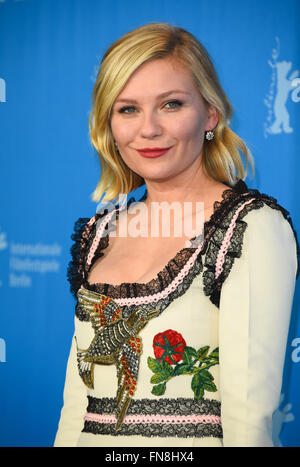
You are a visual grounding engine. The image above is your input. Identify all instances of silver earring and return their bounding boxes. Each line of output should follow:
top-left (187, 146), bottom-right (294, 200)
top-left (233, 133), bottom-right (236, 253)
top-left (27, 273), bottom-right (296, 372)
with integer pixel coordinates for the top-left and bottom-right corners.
top-left (205, 130), bottom-right (214, 141)
top-left (114, 140), bottom-right (119, 150)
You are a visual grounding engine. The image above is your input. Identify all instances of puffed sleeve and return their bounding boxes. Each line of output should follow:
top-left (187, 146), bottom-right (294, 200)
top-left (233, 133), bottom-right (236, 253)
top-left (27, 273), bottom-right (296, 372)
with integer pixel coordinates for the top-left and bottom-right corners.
top-left (219, 204), bottom-right (298, 447)
top-left (54, 332), bottom-right (88, 447)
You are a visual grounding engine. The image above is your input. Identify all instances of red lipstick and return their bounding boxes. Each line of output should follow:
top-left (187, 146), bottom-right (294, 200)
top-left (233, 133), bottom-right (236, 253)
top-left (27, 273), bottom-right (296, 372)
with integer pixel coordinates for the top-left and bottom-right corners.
top-left (136, 146), bottom-right (172, 158)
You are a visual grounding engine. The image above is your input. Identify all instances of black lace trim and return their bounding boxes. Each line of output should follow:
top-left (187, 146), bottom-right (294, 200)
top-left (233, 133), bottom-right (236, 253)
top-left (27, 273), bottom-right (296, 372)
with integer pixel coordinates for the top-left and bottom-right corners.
top-left (82, 420), bottom-right (222, 438)
top-left (82, 396), bottom-right (223, 438)
top-left (67, 179), bottom-right (300, 306)
top-left (201, 180), bottom-right (300, 307)
top-left (67, 209), bottom-right (112, 299)
top-left (66, 217), bottom-right (91, 299)
top-left (86, 396), bottom-right (221, 415)
top-left (78, 183), bottom-right (236, 300)
top-left (75, 256), bottom-right (203, 322)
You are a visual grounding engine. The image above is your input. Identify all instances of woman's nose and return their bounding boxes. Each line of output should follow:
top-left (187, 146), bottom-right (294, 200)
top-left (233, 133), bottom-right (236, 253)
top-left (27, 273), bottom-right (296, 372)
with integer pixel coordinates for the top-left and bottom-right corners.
top-left (139, 111), bottom-right (163, 138)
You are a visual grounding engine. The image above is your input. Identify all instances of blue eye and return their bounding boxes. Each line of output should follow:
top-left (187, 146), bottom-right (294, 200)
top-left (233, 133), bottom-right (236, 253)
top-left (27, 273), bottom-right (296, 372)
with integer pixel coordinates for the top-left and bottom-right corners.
top-left (165, 100), bottom-right (183, 109)
top-left (118, 106), bottom-right (136, 114)
top-left (117, 100), bottom-right (183, 114)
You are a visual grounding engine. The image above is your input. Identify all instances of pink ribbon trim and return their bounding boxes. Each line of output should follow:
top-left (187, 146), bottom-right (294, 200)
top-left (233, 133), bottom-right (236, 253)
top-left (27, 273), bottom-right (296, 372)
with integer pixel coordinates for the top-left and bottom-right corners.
top-left (85, 412), bottom-right (222, 425)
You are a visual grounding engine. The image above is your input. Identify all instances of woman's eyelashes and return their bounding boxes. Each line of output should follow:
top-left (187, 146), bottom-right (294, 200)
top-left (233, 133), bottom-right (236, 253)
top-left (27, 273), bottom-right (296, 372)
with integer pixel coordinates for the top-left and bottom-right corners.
top-left (117, 100), bottom-right (183, 114)
top-left (164, 99), bottom-right (183, 110)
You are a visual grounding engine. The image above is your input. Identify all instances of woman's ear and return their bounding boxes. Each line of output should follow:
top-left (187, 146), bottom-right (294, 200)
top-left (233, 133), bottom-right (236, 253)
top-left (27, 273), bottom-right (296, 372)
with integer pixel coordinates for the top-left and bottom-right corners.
top-left (205, 104), bottom-right (219, 131)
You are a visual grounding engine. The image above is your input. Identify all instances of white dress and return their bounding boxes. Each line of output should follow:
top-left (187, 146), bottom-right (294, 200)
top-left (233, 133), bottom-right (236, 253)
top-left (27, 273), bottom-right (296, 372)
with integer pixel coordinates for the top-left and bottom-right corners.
top-left (54, 180), bottom-right (299, 447)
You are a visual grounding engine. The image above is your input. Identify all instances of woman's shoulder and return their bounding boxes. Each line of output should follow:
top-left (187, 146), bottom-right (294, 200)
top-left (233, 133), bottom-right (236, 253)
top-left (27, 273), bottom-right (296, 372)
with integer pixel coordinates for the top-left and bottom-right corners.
top-left (218, 179), bottom-right (298, 242)
top-left (204, 178), bottom-right (299, 259)
top-left (202, 179), bottom-right (300, 307)
top-left (66, 194), bottom-right (139, 299)
top-left (66, 212), bottom-right (105, 299)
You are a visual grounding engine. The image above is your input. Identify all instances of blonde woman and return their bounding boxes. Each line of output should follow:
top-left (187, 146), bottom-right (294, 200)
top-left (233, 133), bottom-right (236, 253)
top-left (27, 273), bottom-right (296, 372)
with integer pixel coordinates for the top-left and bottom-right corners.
top-left (54, 23), bottom-right (299, 447)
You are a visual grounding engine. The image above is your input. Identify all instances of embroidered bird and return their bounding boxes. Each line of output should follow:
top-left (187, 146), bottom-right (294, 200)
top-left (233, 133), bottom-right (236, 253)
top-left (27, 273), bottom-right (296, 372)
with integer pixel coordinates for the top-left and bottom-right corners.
top-left (75, 286), bottom-right (160, 430)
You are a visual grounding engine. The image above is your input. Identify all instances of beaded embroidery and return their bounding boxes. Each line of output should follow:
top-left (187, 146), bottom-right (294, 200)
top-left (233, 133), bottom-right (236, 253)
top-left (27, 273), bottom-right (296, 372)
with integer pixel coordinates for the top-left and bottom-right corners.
top-left (75, 286), bottom-right (163, 431)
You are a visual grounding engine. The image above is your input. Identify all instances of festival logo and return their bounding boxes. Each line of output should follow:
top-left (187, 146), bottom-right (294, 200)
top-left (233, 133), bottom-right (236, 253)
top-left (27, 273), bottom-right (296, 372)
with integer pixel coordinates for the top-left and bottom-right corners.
top-left (264, 37), bottom-right (299, 137)
top-left (272, 394), bottom-right (295, 447)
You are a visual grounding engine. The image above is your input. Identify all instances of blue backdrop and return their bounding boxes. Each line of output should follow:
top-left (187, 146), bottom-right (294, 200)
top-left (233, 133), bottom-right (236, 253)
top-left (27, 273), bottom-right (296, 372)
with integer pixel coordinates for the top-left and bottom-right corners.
top-left (0, 0), bottom-right (299, 447)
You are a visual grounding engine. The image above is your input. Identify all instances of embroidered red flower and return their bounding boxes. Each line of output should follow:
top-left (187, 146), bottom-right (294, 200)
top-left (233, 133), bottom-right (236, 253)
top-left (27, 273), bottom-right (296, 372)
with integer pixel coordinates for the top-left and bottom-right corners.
top-left (153, 329), bottom-right (186, 365)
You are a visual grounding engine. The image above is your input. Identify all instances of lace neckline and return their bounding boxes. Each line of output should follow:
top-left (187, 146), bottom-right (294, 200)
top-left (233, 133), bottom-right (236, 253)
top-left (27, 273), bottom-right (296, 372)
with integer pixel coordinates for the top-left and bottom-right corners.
top-left (82, 181), bottom-right (247, 298)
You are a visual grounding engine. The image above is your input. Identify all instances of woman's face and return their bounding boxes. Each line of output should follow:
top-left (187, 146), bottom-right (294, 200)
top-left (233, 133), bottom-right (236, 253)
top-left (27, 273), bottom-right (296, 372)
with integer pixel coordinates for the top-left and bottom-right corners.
top-left (110, 57), bottom-right (218, 183)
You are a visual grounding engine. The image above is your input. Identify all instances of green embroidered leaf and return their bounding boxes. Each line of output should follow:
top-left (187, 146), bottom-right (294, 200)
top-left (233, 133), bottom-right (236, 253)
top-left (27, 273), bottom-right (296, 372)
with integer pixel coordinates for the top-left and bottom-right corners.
top-left (172, 363), bottom-right (194, 376)
top-left (195, 386), bottom-right (205, 399)
top-left (182, 352), bottom-right (191, 365)
top-left (197, 346), bottom-right (210, 359)
top-left (209, 347), bottom-right (219, 360)
top-left (147, 356), bottom-right (162, 373)
top-left (150, 373), bottom-right (168, 384)
top-left (198, 369), bottom-right (214, 381)
top-left (209, 347), bottom-right (219, 363)
top-left (182, 346), bottom-right (198, 363)
top-left (151, 382), bottom-right (166, 396)
top-left (203, 381), bottom-right (217, 392)
top-left (191, 373), bottom-right (205, 399)
top-left (160, 358), bottom-right (173, 375)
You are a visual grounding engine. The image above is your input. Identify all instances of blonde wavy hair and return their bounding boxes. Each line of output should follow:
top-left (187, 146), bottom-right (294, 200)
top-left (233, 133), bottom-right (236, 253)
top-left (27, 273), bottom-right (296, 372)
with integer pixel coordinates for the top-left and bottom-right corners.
top-left (89, 22), bottom-right (255, 203)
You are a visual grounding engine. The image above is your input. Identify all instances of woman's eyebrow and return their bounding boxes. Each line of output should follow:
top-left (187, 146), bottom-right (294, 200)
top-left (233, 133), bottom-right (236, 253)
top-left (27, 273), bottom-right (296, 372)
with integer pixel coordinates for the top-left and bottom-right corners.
top-left (115, 90), bottom-right (190, 104)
